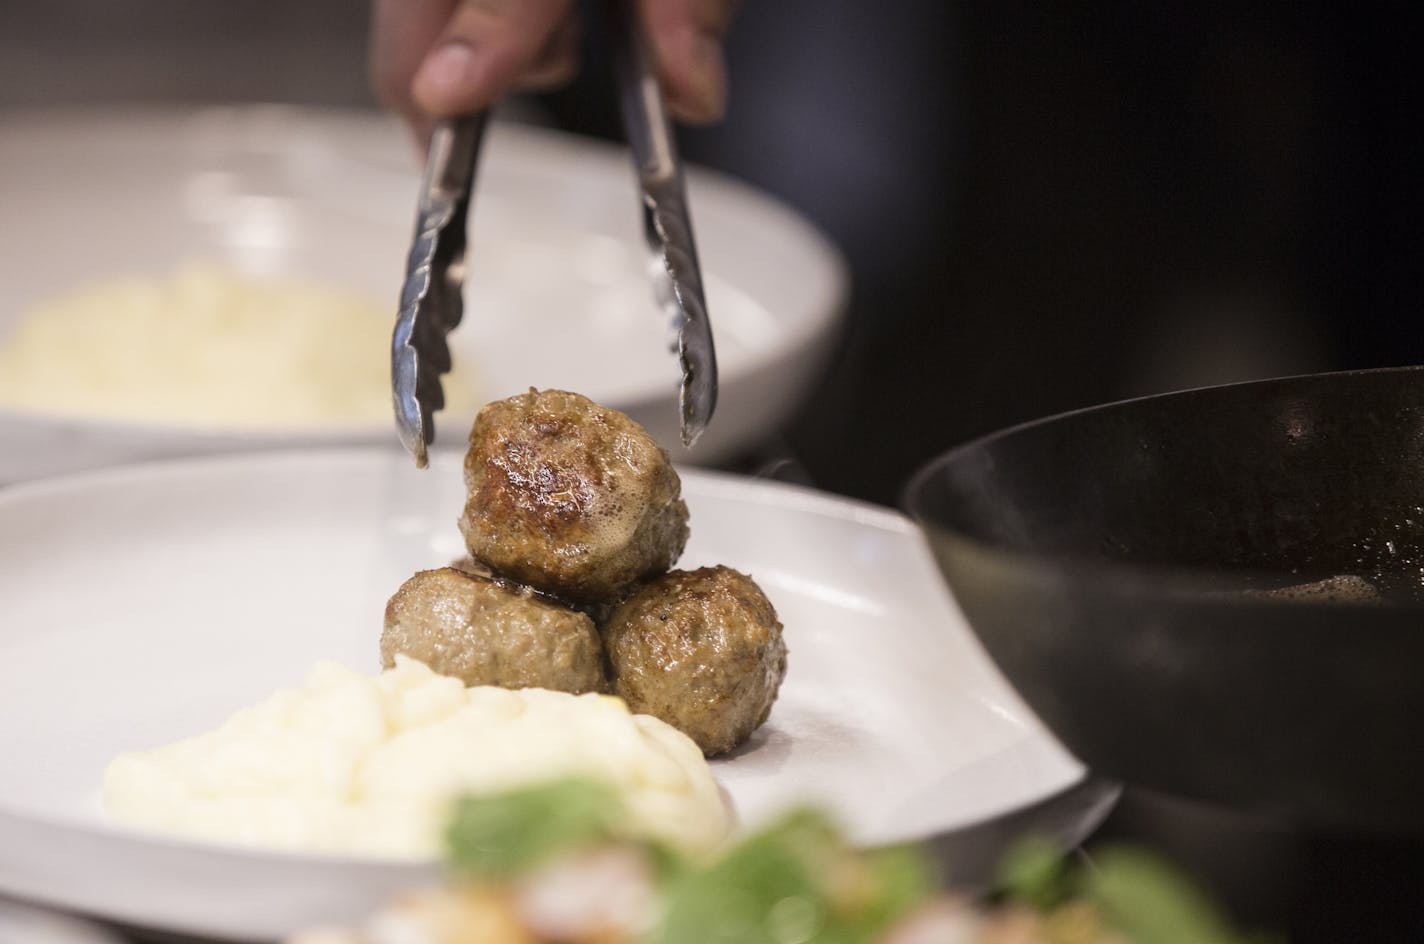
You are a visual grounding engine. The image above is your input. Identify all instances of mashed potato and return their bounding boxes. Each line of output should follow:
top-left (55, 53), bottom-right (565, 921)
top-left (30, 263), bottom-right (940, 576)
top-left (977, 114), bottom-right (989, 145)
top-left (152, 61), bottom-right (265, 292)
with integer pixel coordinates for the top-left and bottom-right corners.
top-left (0, 261), bottom-right (478, 427)
top-left (102, 658), bottom-right (730, 859)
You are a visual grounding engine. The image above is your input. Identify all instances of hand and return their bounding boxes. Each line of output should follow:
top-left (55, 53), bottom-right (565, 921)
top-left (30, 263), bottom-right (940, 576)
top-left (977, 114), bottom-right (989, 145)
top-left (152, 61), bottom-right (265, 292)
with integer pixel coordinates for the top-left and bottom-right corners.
top-left (370, 0), bottom-right (739, 140)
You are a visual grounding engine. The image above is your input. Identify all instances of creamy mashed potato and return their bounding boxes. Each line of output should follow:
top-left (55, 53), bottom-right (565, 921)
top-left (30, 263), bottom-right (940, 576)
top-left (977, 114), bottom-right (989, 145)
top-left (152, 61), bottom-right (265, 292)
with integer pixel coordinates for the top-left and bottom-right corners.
top-left (0, 261), bottom-right (478, 426)
top-left (102, 658), bottom-right (730, 859)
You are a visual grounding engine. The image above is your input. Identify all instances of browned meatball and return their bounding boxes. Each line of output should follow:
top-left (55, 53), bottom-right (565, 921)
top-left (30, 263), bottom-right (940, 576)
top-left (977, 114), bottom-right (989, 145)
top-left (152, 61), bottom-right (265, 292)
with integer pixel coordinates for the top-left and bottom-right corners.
top-left (382, 567), bottom-right (605, 694)
top-left (602, 566), bottom-right (787, 756)
top-left (459, 389), bottom-right (689, 604)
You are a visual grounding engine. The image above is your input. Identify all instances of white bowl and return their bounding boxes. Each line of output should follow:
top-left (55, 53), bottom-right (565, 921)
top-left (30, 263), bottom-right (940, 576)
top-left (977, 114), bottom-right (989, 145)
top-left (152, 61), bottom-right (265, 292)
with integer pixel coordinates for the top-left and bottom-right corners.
top-left (0, 106), bottom-right (847, 482)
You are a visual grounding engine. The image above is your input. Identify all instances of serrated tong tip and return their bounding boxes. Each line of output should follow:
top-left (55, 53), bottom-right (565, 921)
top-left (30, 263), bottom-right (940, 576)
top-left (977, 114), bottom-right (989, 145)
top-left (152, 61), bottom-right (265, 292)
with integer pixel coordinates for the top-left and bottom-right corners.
top-left (391, 114), bottom-right (487, 468)
top-left (610, 0), bottom-right (719, 448)
top-left (392, 1), bottom-right (718, 461)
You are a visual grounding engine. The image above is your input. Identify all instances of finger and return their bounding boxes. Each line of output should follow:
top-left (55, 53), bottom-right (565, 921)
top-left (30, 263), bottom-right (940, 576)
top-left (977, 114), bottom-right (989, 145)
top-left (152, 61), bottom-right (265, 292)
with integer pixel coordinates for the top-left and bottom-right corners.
top-left (411, 0), bottom-right (576, 117)
top-left (639, 0), bottom-right (740, 124)
top-left (517, 15), bottom-right (581, 91)
top-left (369, 0), bottom-right (458, 118)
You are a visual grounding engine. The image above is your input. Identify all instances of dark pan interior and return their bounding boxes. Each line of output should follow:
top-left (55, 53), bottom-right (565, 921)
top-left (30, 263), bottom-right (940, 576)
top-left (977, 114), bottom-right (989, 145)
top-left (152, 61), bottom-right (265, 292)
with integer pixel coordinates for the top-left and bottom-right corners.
top-left (905, 366), bottom-right (1424, 833)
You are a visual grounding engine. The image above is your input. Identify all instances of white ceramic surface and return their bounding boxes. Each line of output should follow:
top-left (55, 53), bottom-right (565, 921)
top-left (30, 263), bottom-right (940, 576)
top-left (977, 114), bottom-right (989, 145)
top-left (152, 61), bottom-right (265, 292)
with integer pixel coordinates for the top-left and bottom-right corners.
top-left (0, 106), bottom-right (846, 480)
top-left (0, 451), bottom-right (1080, 941)
top-left (0, 899), bottom-right (122, 944)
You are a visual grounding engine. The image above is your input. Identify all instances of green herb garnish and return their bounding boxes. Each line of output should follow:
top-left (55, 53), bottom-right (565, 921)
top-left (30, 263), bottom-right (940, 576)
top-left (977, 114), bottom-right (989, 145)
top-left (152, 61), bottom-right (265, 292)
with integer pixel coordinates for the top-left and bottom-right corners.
top-left (997, 835), bottom-right (1073, 911)
top-left (1000, 837), bottom-right (1275, 944)
top-left (439, 780), bottom-right (1273, 944)
top-left (655, 809), bottom-right (934, 944)
top-left (444, 776), bottom-right (623, 879)
top-left (1086, 845), bottom-right (1267, 944)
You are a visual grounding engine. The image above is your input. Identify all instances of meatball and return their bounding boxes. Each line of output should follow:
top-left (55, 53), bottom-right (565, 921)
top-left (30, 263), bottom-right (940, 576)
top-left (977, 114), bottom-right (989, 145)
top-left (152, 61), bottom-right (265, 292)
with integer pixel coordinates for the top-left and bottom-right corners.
top-left (602, 566), bottom-right (787, 756)
top-left (459, 389), bottom-right (689, 604)
top-left (382, 567), bottom-right (605, 694)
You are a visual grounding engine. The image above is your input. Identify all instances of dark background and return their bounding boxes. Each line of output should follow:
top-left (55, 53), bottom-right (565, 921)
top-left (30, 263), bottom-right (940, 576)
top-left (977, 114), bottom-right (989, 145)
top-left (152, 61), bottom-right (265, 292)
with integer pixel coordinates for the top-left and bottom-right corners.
top-left (546, 1), bottom-right (1424, 506)
top-left (4, 1), bottom-right (1424, 939)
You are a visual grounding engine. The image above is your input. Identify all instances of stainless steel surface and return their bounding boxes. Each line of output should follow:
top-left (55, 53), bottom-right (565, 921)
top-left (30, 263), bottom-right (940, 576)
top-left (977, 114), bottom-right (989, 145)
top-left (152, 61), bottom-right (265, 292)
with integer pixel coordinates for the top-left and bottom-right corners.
top-left (392, 112), bottom-right (488, 468)
top-left (608, 0), bottom-right (719, 447)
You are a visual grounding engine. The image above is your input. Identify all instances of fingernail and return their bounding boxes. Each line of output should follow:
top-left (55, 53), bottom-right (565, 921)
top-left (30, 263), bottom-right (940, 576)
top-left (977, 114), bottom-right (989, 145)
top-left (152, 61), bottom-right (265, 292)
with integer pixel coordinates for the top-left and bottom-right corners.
top-left (413, 41), bottom-right (479, 112)
top-left (686, 32), bottom-right (727, 121)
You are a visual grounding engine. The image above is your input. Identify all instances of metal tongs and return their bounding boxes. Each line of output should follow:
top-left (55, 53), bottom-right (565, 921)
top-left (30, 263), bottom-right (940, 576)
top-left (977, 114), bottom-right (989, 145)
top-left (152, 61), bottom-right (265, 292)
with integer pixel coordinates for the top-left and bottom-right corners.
top-left (392, 0), bottom-right (719, 469)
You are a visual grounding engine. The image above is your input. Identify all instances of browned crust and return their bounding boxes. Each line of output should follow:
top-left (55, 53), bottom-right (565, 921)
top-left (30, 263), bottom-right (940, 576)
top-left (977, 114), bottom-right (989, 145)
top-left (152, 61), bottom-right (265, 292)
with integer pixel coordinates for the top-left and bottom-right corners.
top-left (602, 566), bottom-right (788, 756)
top-left (382, 567), bottom-right (606, 694)
top-left (459, 389), bottom-right (689, 604)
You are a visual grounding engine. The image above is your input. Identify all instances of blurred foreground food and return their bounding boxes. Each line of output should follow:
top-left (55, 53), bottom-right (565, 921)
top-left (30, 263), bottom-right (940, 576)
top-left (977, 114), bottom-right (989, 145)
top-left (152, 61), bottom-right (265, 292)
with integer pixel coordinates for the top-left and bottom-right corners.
top-left (0, 261), bottom-right (478, 426)
top-left (290, 777), bottom-right (1274, 944)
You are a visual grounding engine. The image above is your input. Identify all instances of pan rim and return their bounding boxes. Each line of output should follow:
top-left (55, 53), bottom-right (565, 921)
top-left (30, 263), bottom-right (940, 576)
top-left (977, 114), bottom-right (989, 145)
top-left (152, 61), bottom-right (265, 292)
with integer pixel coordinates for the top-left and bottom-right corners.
top-left (902, 363), bottom-right (1424, 611)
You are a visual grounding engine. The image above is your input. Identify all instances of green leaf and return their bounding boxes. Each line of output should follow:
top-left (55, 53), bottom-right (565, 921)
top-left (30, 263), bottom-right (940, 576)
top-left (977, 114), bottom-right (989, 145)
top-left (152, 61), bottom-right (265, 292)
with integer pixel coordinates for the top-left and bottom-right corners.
top-left (853, 844), bottom-right (937, 932)
top-left (656, 810), bottom-right (831, 944)
top-left (997, 836), bottom-right (1073, 911)
top-left (1086, 845), bottom-right (1243, 944)
top-left (654, 809), bottom-right (933, 944)
top-left (443, 777), bottom-right (624, 879)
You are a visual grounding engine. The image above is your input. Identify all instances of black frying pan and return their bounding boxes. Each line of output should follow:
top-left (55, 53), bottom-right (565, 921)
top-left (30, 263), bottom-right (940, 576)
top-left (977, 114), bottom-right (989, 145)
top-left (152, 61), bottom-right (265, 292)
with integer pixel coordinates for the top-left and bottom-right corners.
top-left (904, 366), bottom-right (1424, 835)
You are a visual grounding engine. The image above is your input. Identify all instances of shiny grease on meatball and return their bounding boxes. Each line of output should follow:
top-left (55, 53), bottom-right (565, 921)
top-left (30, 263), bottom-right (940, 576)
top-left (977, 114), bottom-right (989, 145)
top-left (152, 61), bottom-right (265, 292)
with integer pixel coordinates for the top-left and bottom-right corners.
top-left (460, 389), bottom-right (690, 605)
top-left (382, 567), bottom-right (605, 694)
top-left (602, 566), bottom-right (787, 756)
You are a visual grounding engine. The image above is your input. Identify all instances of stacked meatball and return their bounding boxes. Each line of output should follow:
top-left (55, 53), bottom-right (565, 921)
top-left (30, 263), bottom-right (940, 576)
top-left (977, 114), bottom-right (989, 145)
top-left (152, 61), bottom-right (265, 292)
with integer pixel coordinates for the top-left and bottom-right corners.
top-left (381, 389), bottom-right (787, 756)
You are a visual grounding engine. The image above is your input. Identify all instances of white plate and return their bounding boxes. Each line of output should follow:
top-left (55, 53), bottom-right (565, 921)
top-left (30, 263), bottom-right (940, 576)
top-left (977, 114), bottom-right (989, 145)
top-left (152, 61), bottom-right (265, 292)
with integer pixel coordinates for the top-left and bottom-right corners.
top-left (0, 106), bottom-right (846, 480)
top-left (0, 899), bottom-right (122, 944)
top-left (0, 451), bottom-right (1080, 941)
